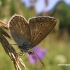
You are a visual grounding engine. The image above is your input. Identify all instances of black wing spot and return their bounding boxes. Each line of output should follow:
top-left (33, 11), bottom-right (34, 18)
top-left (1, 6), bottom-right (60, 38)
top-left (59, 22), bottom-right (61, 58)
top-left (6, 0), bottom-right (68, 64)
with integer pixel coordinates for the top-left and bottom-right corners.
top-left (26, 28), bottom-right (29, 31)
top-left (39, 32), bottom-right (43, 35)
top-left (40, 23), bottom-right (43, 26)
top-left (36, 23), bottom-right (39, 26)
top-left (26, 36), bottom-right (29, 39)
top-left (47, 24), bottom-right (50, 27)
top-left (40, 23), bottom-right (46, 26)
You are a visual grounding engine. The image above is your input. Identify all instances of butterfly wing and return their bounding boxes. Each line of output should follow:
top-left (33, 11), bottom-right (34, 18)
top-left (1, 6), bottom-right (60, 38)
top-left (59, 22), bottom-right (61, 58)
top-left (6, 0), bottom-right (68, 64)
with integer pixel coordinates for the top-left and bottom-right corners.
top-left (8, 14), bottom-right (31, 46)
top-left (29, 16), bottom-right (57, 48)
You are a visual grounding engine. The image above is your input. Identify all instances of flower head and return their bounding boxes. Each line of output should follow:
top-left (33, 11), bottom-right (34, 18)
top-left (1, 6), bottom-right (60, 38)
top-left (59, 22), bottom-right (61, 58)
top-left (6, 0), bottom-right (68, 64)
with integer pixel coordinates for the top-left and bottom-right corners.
top-left (27, 46), bottom-right (47, 63)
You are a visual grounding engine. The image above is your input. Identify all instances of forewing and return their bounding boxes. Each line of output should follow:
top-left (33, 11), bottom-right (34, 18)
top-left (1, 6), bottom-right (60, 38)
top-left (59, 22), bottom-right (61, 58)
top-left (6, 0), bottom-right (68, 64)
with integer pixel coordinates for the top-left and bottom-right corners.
top-left (8, 14), bottom-right (31, 46)
top-left (29, 16), bottom-right (57, 48)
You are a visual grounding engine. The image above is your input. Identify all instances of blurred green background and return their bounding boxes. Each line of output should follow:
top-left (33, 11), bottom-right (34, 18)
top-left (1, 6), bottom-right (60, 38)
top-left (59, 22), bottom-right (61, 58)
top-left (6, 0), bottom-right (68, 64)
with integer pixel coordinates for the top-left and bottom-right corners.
top-left (0, 0), bottom-right (70, 70)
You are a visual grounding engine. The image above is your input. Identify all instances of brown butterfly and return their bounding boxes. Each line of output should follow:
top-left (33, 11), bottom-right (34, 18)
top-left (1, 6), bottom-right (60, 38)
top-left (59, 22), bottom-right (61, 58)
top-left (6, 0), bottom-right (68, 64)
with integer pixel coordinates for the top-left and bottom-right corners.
top-left (8, 14), bottom-right (57, 54)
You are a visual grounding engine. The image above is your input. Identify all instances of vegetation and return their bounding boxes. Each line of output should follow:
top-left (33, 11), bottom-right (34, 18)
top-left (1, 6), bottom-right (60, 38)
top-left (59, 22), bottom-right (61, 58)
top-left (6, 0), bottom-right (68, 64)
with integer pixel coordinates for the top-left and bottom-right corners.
top-left (0, 0), bottom-right (70, 70)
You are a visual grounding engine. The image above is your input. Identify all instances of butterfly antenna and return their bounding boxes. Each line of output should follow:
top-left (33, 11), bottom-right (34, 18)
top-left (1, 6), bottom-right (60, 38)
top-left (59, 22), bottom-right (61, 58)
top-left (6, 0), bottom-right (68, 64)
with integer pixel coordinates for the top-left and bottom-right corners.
top-left (35, 52), bottom-right (44, 66)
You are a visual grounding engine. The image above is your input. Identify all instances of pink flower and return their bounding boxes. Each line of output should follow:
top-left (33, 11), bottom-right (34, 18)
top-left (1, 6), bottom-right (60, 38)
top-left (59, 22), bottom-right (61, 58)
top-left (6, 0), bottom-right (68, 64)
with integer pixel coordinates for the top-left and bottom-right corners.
top-left (27, 46), bottom-right (47, 63)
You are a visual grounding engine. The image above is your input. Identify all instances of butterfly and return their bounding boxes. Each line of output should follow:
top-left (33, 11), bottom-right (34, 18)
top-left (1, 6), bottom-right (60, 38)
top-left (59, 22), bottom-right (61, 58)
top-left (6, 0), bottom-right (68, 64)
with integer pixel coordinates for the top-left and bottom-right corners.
top-left (8, 14), bottom-right (57, 54)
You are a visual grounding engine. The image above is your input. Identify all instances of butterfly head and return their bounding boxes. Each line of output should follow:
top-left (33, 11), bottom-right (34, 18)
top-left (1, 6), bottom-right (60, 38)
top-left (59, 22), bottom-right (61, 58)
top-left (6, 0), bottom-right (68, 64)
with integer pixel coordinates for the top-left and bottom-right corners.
top-left (19, 44), bottom-right (34, 55)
